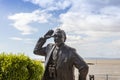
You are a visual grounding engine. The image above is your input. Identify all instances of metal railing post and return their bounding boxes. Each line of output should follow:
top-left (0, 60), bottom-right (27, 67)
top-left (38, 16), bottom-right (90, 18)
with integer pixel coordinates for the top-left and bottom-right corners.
top-left (106, 74), bottom-right (108, 80)
top-left (89, 75), bottom-right (94, 80)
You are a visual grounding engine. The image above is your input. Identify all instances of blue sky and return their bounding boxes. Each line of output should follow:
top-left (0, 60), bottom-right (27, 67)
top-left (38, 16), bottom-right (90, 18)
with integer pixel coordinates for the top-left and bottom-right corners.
top-left (0, 0), bottom-right (120, 59)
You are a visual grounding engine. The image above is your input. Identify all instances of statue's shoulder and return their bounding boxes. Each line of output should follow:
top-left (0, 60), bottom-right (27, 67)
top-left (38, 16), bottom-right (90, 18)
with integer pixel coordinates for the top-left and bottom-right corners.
top-left (47, 43), bottom-right (54, 47)
top-left (64, 44), bottom-right (76, 52)
top-left (46, 43), bottom-right (55, 52)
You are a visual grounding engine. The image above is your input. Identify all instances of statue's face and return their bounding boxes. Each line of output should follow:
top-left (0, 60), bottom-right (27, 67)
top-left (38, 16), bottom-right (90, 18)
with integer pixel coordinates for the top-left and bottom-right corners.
top-left (54, 32), bottom-right (65, 46)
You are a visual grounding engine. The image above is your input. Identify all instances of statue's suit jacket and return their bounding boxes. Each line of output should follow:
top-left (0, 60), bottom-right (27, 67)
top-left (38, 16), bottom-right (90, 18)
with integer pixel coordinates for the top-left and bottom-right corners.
top-left (34, 37), bottom-right (89, 80)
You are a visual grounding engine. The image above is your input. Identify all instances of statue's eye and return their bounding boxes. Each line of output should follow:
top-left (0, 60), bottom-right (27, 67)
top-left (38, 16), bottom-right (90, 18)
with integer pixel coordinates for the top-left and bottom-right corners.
top-left (58, 35), bottom-right (62, 38)
top-left (54, 34), bottom-right (62, 38)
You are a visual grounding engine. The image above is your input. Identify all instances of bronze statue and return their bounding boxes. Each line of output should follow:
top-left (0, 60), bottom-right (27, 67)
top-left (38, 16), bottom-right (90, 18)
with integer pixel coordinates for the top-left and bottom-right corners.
top-left (33, 28), bottom-right (89, 80)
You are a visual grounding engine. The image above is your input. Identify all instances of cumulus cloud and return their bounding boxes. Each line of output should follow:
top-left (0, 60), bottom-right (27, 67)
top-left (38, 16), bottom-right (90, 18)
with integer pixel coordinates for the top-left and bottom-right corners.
top-left (55, 0), bottom-right (120, 57)
top-left (10, 37), bottom-right (23, 41)
top-left (24, 0), bottom-right (72, 11)
top-left (58, 1), bottom-right (120, 36)
top-left (8, 0), bottom-right (120, 57)
top-left (10, 37), bottom-right (34, 44)
top-left (60, 7), bottom-right (120, 32)
top-left (8, 10), bottom-right (52, 35)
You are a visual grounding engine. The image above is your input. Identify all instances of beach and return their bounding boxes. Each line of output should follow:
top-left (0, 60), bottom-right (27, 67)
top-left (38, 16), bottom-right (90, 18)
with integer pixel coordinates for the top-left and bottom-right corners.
top-left (75, 59), bottom-right (120, 80)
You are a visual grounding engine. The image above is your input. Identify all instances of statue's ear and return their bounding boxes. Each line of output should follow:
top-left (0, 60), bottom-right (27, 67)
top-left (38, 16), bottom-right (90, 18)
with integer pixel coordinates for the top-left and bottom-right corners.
top-left (64, 36), bottom-right (66, 42)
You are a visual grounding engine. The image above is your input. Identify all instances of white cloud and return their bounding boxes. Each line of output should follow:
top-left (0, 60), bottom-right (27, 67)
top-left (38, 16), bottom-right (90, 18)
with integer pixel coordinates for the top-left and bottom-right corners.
top-left (8, 10), bottom-right (52, 35)
top-left (9, 0), bottom-right (120, 58)
top-left (54, 0), bottom-right (120, 58)
top-left (58, 0), bottom-right (120, 38)
top-left (10, 37), bottom-right (23, 41)
top-left (10, 37), bottom-right (35, 45)
top-left (24, 0), bottom-right (72, 11)
top-left (59, 7), bottom-right (120, 32)
top-left (24, 0), bottom-right (54, 8)
top-left (111, 40), bottom-right (120, 47)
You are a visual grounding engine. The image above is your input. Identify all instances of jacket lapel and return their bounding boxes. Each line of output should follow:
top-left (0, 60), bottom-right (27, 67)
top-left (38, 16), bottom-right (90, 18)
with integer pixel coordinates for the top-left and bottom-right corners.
top-left (45, 45), bottom-right (56, 68)
top-left (42, 45), bottom-right (56, 80)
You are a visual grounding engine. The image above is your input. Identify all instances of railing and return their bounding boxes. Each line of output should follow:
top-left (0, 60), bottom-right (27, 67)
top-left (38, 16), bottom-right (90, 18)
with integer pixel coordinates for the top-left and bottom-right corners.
top-left (89, 74), bottom-right (120, 80)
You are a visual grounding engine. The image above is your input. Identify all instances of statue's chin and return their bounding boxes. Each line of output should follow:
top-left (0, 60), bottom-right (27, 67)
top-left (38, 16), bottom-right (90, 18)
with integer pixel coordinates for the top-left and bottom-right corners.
top-left (55, 43), bottom-right (60, 46)
top-left (55, 42), bottom-right (64, 47)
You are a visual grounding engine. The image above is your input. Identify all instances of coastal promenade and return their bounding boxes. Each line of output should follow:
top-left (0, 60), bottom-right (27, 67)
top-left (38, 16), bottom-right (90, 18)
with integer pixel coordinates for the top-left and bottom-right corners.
top-left (75, 59), bottom-right (120, 80)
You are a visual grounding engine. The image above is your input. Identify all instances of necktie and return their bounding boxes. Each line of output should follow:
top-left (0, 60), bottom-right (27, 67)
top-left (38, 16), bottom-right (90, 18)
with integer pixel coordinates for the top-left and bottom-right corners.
top-left (53, 46), bottom-right (59, 60)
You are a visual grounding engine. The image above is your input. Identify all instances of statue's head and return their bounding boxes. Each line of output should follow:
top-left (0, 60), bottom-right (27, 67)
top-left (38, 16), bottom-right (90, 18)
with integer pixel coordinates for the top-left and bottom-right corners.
top-left (53, 28), bottom-right (66, 46)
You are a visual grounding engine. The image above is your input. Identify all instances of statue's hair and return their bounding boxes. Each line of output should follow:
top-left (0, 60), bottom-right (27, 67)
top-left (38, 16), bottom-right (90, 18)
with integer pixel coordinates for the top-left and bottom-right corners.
top-left (55, 28), bottom-right (66, 42)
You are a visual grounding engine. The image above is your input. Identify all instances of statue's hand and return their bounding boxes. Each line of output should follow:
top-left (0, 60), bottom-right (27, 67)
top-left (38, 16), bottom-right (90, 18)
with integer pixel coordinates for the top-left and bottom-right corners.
top-left (44, 29), bottom-right (54, 39)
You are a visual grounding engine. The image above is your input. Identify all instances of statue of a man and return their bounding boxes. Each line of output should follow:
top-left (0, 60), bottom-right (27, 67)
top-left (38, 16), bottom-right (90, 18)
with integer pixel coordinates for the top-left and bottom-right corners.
top-left (33, 28), bottom-right (89, 80)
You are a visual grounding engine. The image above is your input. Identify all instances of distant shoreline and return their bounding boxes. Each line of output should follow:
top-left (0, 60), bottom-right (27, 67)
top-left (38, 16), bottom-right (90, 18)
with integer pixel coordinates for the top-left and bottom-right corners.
top-left (84, 57), bottom-right (120, 60)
